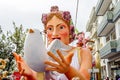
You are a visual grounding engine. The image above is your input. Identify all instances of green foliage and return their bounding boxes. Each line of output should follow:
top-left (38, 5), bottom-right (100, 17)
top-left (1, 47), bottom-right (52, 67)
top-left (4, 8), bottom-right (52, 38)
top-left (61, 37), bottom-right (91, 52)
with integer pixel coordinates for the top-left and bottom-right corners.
top-left (0, 23), bottom-right (26, 76)
top-left (0, 26), bottom-right (13, 59)
top-left (9, 22), bottom-right (26, 55)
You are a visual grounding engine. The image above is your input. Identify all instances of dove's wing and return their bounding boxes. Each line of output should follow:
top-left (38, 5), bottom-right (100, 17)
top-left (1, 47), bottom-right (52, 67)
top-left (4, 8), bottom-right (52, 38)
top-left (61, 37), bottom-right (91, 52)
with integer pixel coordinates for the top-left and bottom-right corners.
top-left (24, 29), bottom-right (48, 72)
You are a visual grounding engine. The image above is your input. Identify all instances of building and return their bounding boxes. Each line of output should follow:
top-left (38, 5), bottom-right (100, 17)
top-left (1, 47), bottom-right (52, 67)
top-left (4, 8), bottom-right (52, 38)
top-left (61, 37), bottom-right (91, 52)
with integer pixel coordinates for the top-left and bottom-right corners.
top-left (86, 7), bottom-right (101, 80)
top-left (86, 0), bottom-right (120, 79)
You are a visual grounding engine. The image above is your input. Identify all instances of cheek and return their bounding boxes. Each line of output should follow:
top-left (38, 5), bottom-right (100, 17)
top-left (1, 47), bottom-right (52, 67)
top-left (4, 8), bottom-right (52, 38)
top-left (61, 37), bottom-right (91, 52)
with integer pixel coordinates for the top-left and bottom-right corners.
top-left (47, 33), bottom-right (52, 40)
top-left (59, 31), bottom-right (69, 38)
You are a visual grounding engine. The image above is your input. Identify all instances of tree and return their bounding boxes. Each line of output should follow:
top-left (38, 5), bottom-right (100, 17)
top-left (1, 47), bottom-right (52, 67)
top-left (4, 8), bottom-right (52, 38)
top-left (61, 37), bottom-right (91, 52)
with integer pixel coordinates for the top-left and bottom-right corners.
top-left (0, 25), bottom-right (15, 76)
top-left (0, 23), bottom-right (26, 77)
top-left (9, 22), bottom-right (26, 55)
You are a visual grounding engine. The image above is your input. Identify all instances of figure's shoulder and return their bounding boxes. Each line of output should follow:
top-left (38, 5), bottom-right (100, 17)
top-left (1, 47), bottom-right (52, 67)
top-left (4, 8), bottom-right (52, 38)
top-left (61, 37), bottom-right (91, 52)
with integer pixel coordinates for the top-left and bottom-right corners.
top-left (78, 47), bottom-right (92, 57)
top-left (65, 46), bottom-right (76, 53)
top-left (68, 47), bottom-right (82, 53)
top-left (75, 47), bottom-right (92, 57)
top-left (66, 47), bottom-right (91, 56)
top-left (80, 47), bottom-right (91, 52)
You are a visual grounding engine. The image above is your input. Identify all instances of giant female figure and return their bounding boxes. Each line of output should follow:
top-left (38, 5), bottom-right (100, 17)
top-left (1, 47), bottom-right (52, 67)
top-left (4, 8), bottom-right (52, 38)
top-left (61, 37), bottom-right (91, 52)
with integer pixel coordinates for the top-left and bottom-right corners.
top-left (14, 6), bottom-right (92, 80)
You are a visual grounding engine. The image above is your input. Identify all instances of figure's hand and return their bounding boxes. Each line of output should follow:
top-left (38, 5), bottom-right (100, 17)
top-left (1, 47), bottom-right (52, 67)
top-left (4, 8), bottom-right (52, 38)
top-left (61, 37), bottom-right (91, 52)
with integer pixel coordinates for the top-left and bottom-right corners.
top-left (13, 52), bottom-right (34, 77)
top-left (44, 50), bottom-right (73, 73)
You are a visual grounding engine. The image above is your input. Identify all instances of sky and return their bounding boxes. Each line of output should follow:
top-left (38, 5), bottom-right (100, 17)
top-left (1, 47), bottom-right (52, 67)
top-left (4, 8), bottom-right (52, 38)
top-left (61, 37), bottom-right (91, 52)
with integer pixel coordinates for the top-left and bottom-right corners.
top-left (0, 0), bottom-right (98, 33)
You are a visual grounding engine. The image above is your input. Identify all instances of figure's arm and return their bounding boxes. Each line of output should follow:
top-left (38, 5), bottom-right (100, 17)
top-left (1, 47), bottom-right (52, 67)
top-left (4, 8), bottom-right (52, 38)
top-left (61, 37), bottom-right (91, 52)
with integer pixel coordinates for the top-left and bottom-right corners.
top-left (23, 70), bottom-right (37, 80)
top-left (44, 49), bottom-right (92, 80)
top-left (65, 48), bottom-right (92, 80)
top-left (13, 52), bottom-right (37, 80)
top-left (79, 48), bottom-right (92, 79)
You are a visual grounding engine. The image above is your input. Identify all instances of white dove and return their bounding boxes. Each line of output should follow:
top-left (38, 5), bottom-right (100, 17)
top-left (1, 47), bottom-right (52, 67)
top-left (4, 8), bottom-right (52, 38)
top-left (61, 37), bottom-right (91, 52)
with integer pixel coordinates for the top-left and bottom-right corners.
top-left (47, 39), bottom-right (72, 60)
top-left (24, 28), bottom-right (48, 72)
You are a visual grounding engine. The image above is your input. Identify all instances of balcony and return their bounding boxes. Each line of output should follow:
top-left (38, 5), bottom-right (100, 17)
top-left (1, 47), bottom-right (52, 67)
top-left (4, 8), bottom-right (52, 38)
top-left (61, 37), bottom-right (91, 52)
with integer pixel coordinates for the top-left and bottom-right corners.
top-left (86, 7), bottom-right (97, 32)
top-left (97, 11), bottom-right (114, 37)
top-left (117, 37), bottom-right (120, 51)
top-left (100, 40), bottom-right (117, 59)
top-left (113, 0), bottom-right (120, 22)
top-left (86, 20), bottom-right (91, 32)
top-left (96, 0), bottom-right (112, 16)
top-left (91, 23), bottom-right (97, 38)
top-left (89, 7), bottom-right (97, 24)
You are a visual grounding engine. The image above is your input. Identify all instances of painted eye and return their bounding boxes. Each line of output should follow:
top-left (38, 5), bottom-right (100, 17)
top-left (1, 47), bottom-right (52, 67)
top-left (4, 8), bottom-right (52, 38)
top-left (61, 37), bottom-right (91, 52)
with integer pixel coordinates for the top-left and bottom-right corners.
top-left (48, 27), bottom-right (52, 30)
top-left (60, 26), bottom-right (64, 29)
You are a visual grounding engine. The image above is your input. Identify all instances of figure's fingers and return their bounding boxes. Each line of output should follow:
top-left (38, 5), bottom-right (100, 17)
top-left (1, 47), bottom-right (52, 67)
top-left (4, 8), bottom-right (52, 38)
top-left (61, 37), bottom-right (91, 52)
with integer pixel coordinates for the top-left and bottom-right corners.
top-left (44, 61), bottom-right (62, 70)
top-left (17, 61), bottom-right (23, 71)
top-left (47, 51), bottom-right (64, 66)
top-left (45, 67), bottom-right (61, 73)
top-left (56, 50), bottom-right (66, 64)
top-left (20, 69), bottom-right (25, 75)
top-left (13, 52), bottom-right (19, 61)
top-left (18, 55), bottom-right (24, 62)
top-left (65, 52), bottom-right (74, 64)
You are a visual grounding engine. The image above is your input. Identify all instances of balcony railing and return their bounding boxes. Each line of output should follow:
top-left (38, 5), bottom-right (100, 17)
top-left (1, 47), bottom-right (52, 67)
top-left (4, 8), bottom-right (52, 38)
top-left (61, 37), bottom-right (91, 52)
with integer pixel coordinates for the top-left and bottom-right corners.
top-left (117, 37), bottom-right (120, 51)
top-left (95, 0), bottom-right (112, 16)
top-left (86, 20), bottom-right (91, 32)
top-left (91, 24), bottom-right (97, 38)
top-left (113, 0), bottom-right (120, 22)
top-left (97, 11), bottom-right (114, 37)
top-left (86, 7), bottom-right (97, 32)
top-left (89, 7), bottom-right (97, 23)
top-left (100, 40), bottom-right (117, 59)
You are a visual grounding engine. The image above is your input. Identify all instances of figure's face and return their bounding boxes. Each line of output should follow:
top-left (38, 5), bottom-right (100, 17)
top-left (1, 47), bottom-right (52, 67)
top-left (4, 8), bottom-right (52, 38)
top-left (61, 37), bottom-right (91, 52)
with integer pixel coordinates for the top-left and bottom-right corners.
top-left (45, 16), bottom-right (70, 45)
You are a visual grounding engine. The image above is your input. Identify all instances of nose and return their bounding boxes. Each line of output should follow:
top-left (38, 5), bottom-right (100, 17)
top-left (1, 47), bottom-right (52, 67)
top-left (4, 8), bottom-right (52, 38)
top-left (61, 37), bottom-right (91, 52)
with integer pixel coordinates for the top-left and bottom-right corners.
top-left (52, 28), bottom-right (59, 37)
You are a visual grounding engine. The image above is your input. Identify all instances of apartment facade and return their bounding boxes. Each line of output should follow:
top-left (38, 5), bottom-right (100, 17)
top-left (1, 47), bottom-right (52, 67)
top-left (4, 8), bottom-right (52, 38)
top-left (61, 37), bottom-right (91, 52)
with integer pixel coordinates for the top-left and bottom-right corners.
top-left (86, 7), bottom-right (101, 80)
top-left (86, 0), bottom-right (120, 79)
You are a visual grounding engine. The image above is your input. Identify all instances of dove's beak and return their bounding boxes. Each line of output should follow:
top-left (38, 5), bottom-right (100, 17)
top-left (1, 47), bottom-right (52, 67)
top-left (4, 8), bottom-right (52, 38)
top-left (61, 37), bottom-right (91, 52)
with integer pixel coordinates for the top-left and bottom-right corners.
top-left (29, 29), bottom-right (34, 33)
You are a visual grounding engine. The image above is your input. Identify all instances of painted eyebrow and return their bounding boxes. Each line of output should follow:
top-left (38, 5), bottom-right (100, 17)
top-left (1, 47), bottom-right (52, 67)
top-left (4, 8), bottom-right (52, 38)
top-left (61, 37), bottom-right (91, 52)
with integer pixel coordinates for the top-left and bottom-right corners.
top-left (56, 23), bottom-right (67, 28)
top-left (56, 23), bottom-right (61, 27)
top-left (47, 23), bottom-right (62, 28)
top-left (47, 25), bottom-right (53, 27)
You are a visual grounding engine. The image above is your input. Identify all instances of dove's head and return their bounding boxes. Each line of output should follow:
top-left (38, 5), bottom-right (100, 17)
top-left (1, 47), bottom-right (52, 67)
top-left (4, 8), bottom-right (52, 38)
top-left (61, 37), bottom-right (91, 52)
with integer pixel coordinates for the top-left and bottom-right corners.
top-left (29, 28), bottom-right (41, 34)
top-left (41, 6), bottom-right (75, 45)
top-left (27, 29), bottom-right (43, 40)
